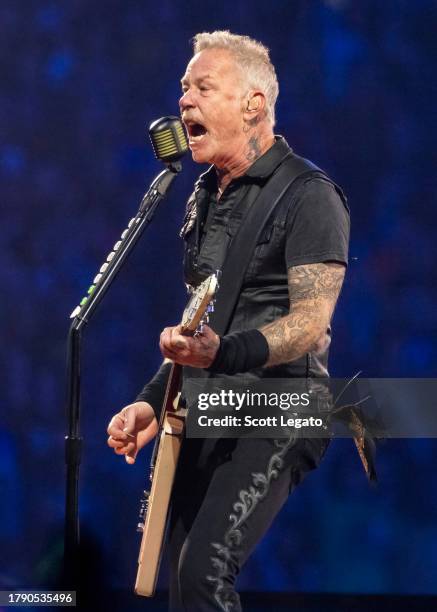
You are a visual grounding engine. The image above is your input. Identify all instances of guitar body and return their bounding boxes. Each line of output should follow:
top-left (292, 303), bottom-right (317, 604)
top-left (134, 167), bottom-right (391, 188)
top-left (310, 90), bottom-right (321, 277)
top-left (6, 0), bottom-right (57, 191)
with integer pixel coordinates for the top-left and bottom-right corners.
top-left (134, 273), bottom-right (218, 597)
top-left (135, 405), bottom-right (186, 596)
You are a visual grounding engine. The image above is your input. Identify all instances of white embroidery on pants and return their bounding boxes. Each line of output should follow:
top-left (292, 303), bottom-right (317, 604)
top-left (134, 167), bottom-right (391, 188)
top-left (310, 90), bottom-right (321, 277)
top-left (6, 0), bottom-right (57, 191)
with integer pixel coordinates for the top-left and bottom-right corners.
top-left (206, 436), bottom-right (297, 611)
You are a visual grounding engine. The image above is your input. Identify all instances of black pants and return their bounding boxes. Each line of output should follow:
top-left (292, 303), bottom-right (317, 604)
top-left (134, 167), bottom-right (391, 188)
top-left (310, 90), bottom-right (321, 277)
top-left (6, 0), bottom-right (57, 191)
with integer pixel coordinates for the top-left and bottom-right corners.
top-left (168, 435), bottom-right (329, 611)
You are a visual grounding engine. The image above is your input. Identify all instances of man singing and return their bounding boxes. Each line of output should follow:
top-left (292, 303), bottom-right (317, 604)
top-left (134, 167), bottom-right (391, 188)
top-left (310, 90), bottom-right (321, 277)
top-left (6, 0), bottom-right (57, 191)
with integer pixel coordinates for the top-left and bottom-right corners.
top-left (107, 31), bottom-right (349, 611)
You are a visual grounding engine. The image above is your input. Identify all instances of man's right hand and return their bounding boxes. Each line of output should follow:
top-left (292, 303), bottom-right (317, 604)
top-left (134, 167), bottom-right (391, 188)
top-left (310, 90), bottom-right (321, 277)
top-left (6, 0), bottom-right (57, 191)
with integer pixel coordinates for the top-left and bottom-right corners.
top-left (107, 401), bottom-right (158, 464)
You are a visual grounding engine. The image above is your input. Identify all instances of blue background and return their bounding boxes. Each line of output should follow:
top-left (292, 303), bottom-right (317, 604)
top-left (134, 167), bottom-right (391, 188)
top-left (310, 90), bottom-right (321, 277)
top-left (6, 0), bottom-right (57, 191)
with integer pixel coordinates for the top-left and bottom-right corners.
top-left (1, 0), bottom-right (437, 599)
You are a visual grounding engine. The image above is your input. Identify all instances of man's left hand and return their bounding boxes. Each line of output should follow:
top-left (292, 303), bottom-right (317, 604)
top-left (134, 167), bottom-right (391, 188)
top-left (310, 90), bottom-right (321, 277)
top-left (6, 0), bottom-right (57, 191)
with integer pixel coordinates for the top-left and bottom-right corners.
top-left (159, 324), bottom-right (220, 368)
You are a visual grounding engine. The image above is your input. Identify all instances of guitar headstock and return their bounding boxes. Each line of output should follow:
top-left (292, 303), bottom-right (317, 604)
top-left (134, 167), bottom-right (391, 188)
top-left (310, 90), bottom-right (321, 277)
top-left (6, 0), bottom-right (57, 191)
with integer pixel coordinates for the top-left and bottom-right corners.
top-left (180, 273), bottom-right (218, 334)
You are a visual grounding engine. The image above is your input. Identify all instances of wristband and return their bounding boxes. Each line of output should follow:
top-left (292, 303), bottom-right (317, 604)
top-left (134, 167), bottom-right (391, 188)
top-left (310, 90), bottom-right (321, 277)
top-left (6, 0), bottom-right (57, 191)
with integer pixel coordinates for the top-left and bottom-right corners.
top-left (207, 329), bottom-right (269, 375)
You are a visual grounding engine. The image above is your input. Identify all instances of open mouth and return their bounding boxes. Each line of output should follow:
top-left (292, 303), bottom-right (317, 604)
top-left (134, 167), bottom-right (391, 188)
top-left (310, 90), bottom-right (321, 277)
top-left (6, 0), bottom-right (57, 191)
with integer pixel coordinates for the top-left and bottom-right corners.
top-left (185, 121), bottom-right (207, 142)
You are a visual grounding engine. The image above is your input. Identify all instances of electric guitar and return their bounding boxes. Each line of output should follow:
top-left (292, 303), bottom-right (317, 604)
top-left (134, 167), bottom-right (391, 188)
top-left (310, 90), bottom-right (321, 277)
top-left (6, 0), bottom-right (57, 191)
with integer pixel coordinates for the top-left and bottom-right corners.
top-left (135, 273), bottom-right (218, 597)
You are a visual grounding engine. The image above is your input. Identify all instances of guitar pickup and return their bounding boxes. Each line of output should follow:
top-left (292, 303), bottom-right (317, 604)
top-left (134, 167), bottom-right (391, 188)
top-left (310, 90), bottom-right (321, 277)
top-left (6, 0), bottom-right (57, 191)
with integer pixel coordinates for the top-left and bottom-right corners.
top-left (163, 410), bottom-right (187, 435)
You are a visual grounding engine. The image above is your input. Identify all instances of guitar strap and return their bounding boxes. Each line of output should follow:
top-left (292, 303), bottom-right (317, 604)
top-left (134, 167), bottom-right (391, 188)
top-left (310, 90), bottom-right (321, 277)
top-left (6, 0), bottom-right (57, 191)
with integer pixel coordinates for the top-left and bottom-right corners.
top-left (182, 152), bottom-right (323, 390)
top-left (208, 152), bottom-right (323, 336)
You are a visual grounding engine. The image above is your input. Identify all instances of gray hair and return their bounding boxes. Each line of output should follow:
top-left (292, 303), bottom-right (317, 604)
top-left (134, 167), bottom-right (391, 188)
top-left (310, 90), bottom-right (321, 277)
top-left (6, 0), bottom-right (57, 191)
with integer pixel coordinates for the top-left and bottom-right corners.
top-left (192, 30), bottom-right (279, 126)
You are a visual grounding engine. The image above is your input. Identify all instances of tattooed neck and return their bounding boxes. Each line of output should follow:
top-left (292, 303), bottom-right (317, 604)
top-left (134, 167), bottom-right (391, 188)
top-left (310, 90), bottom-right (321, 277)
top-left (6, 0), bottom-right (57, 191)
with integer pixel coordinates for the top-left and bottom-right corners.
top-left (246, 135), bottom-right (262, 162)
top-left (214, 125), bottom-right (275, 195)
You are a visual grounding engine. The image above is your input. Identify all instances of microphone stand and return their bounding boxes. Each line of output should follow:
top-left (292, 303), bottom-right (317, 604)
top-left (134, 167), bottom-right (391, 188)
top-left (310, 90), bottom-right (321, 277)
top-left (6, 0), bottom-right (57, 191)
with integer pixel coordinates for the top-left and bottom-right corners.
top-left (64, 160), bottom-right (182, 586)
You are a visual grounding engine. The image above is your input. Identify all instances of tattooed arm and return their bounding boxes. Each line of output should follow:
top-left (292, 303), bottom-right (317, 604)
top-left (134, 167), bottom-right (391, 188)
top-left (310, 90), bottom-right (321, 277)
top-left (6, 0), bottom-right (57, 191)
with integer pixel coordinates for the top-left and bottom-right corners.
top-left (261, 262), bottom-right (345, 367)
